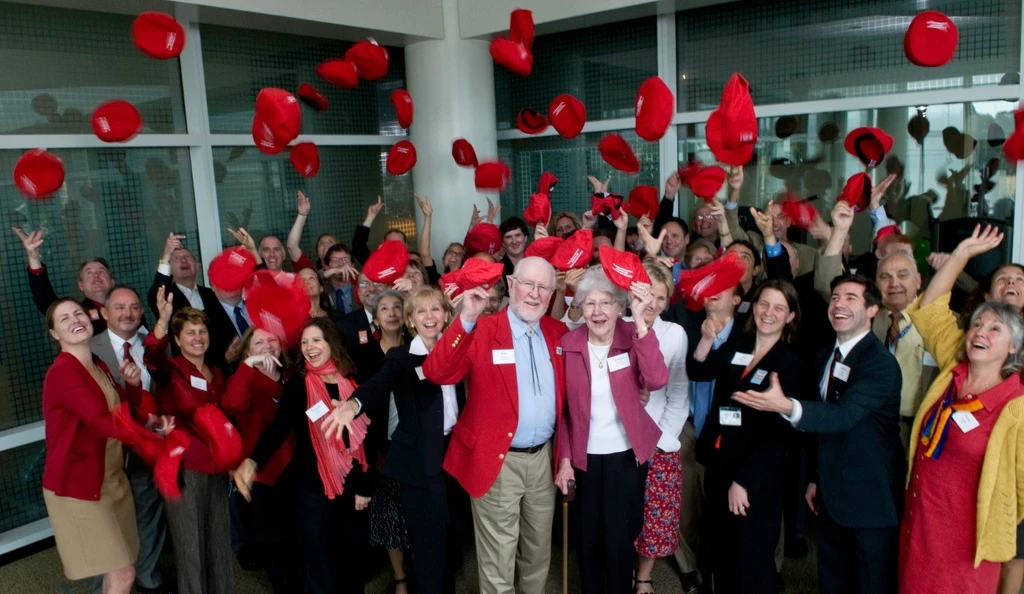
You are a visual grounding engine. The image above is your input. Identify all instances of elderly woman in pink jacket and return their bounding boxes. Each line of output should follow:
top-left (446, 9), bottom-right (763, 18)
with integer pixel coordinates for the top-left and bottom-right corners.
top-left (554, 264), bottom-right (669, 594)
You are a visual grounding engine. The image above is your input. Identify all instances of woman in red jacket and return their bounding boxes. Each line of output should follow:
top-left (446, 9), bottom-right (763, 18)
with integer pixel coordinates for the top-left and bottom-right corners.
top-left (42, 298), bottom-right (168, 594)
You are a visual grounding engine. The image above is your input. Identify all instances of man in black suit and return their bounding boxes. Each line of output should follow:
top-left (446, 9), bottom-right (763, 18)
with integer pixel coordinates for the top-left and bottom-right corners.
top-left (337, 271), bottom-right (386, 382)
top-left (732, 273), bottom-right (903, 594)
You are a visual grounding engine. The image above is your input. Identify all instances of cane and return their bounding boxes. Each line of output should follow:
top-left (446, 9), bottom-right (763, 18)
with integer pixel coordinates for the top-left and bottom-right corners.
top-left (562, 479), bottom-right (576, 594)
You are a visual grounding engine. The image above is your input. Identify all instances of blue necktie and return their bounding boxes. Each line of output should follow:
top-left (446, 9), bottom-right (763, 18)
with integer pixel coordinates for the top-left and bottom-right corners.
top-left (234, 305), bottom-right (249, 336)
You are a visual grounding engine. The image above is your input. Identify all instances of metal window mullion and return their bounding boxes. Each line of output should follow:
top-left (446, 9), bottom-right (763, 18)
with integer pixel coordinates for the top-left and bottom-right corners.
top-left (1013, 0), bottom-right (1024, 263)
top-left (0, 421), bottom-right (44, 453)
top-left (494, 117), bottom-right (638, 141)
top-left (207, 134), bottom-right (398, 147)
top-left (656, 11), bottom-right (679, 217)
top-left (0, 135), bottom-right (194, 150)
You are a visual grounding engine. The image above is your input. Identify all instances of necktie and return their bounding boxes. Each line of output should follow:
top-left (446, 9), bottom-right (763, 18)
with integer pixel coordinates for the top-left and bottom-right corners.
top-left (122, 341), bottom-right (135, 366)
top-left (886, 311), bottom-right (901, 350)
top-left (824, 347), bottom-right (842, 403)
top-left (234, 305), bottom-right (250, 336)
top-left (336, 289), bottom-right (346, 313)
top-left (525, 327), bottom-right (542, 393)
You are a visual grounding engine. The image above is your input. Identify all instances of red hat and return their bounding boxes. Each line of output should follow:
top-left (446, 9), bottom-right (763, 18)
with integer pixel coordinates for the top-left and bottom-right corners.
top-left (874, 224), bottom-right (902, 245)
top-left (685, 165), bottom-right (727, 201)
top-left (537, 171), bottom-right (558, 195)
top-left (345, 40), bottom-right (389, 80)
top-left (490, 38), bottom-right (532, 77)
top-left (246, 270), bottom-right (312, 345)
top-left (13, 149), bottom-right (64, 199)
top-left (111, 403), bottom-right (164, 466)
top-left (289, 142), bottom-right (320, 178)
top-left (152, 429), bottom-right (189, 501)
top-left (1003, 110), bottom-right (1024, 161)
top-left (706, 74), bottom-right (757, 166)
top-left (252, 114), bottom-right (286, 155)
top-left (675, 251), bottom-right (745, 310)
top-left (455, 257), bottom-right (506, 296)
top-left (904, 11), bottom-right (958, 67)
top-left (516, 108), bottom-right (549, 134)
top-left (131, 12), bottom-right (186, 59)
top-left (475, 161), bottom-right (511, 192)
top-left (192, 404), bottom-right (242, 472)
top-left (464, 223), bottom-right (502, 256)
top-left (599, 245), bottom-right (651, 291)
top-left (452, 138), bottom-right (479, 168)
top-left (525, 236), bottom-right (564, 260)
top-left (779, 196), bottom-right (820, 231)
top-left (297, 82), bottom-right (328, 112)
top-left (598, 134), bottom-right (641, 174)
top-left (706, 110), bottom-right (754, 167)
top-left (390, 89), bottom-right (414, 129)
top-left (552, 229), bottom-right (593, 271)
top-left (363, 240), bottom-right (410, 284)
top-left (628, 185), bottom-right (659, 219)
top-left (591, 193), bottom-right (625, 220)
top-left (316, 60), bottom-right (360, 90)
top-left (255, 88), bottom-right (301, 147)
top-left (839, 172), bottom-right (871, 212)
top-left (386, 140), bottom-right (417, 175)
top-left (91, 100), bottom-right (143, 143)
top-left (510, 9), bottom-right (535, 51)
top-left (208, 246), bottom-right (257, 292)
top-left (523, 193), bottom-right (551, 227)
top-left (549, 94), bottom-right (586, 139)
top-left (635, 76), bottom-right (674, 142)
top-left (844, 127), bottom-right (894, 168)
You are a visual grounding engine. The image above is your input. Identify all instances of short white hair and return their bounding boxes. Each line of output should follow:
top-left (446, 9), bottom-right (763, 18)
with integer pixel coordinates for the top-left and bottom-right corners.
top-left (512, 256), bottom-right (556, 287)
top-left (575, 265), bottom-right (627, 308)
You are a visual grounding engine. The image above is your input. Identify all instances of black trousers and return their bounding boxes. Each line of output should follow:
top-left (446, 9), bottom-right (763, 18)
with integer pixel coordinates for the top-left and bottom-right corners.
top-left (294, 480), bottom-right (369, 594)
top-left (399, 470), bottom-right (466, 594)
top-left (817, 498), bottom-right (898, 594)
top-left (705, 474), bottom-right (783, 594)
top-left (233, 479), bottom-right (299, 594)
top-left (576, 450), bottom-right (648, 594)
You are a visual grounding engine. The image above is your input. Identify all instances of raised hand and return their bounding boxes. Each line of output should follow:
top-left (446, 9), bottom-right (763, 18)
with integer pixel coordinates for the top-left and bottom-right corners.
top-left (244, 353), bottom-right (281, 372)
top-left (534, 222), bottom-right (549, 239)
top-left (638, 224), bottom-right (666, 257)
top-left (162, 232), bottom-right (186, 261)
top-left (953, 224), bottom-right (1004, 259)
top-left (638, 214), bottom-right (653, 233)
top-left (324, 264), bottom-right (359, 283)
top-left (565, 268), bottom-right (586, 293)
top-left (613, 207), bottom-right (629, 231)
top-left (392, 276), bottom-right (415, 295)
top-left (485, 197), bottom-right (500, 223)
top-left (630, 282), bottom-right (653, 331)
top-left (926, 252), bottom-right (951, 271)
top-left (155, 286), bottom-right (174, 323)
top-left (11, 227), bottom-right (44, 266)
top-left (364, 196), bottom-right (384, 226)
top-left (701, 317), bottom-right (722, 341)
top-left (415, 193), bottom-right (432, 217)
top-left (297, 191), bottom-right (311, 216)
top-left (469, 204), bottom-right (483, 229)
top-left (227, 227), bottom-right (257, 255)
top-left (354, 495), bottom-right (371, 512)
top-left (750, 201), bottom-right (776, 244)
top-left (459, 286), bottom-right (490, 324)
top-left (727, 166), bottom-right (744, 195)
top-left (588, 175), bottom-right (611, 195)
top-left (869, 173), bottom-right (898, 211)
top-left (120, 359), bottom-right (142, 387)
top-left (830, 201), bottom-right (855, 233)
top-left (581, 210), bottom-right (597, 229)
top-left (663, 172), bottom-right (682, 200)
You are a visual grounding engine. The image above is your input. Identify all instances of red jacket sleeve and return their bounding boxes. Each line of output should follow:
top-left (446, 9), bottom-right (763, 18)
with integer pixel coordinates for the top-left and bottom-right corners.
top-left (422, 316), bottom-right (476, 386)
top-left (221, 363), bottom-right (258, 417)
top-left (46, 362), bottom-right (118, 441)
top-left (292, 251), bottom-right (315, 272)
top-left (143, 332), bottom-right (172, 382)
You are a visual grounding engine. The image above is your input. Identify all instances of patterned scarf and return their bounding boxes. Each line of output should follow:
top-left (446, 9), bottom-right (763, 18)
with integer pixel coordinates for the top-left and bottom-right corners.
top-left (305, 360), bottom-right (370, 499)
top-left (919, 380), bottom-right (984, 459)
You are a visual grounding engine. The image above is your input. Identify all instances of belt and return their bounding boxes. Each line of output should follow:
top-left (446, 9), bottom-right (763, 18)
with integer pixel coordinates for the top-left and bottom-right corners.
top-left (507, 444), bottom-right (545, 454)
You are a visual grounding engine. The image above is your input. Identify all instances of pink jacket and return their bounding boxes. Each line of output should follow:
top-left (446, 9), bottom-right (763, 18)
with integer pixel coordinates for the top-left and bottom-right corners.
top-left (557, 318), bottom-right (669, 470)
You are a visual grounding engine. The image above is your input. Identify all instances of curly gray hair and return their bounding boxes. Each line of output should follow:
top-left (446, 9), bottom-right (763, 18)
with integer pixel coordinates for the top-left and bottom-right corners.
top-left (959, 300), bottom-right (1024, 378)
top-left (575, 265), bottom-right (627, 309)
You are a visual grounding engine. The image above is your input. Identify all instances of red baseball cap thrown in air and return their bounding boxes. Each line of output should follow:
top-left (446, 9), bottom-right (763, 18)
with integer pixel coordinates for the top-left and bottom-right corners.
top-left (297, 83), bottom-right (328, 112)
top-left (552, 229), bottom-right (593, 271)
top-left (464, 223), bottom-right (502, 256)
top-left (839, 172), bottom-right (872, 212)
top-left (345, 40), bottom-right (389, 80)
top-left (490, 38), bottom-right (532, 77)
top-left (390, 89), bottom-right (414, 129)
top-left (452, 138), bottom-right (479, 168)
top-left (706, 74), bottom-right (757, 166)
top-left (904, 11), bottom-right (958, 67)
top-left (208, 246), bottom-right (257, 292)
top-left (255, 88), bottom-right (301, 147)
top-left (252, 114), bottom-right (286, 155)
top-left (635, 77), bottom-right (674, 142)
top-left (523, 193), bottom-right (552, 227)
top-left (289, 142), bottom-right (320, 178)
top-left (474, 161), bottom-right (511, 192)
top-left (598, 134), bottom-right (641, 174)
top-left (316, 60), bottom-right (360, 90)
top-left (131, 12), bottom-right (186, 59)
top-left (845, 127), bottom-right (894, 168)
top-left (386, 140), bottom-right (417, 175)
top-left (362, 240), bottom-right (410, 284)
top-left (516, 108), bottom-right (549, 134)
top-left (245, 270), bottom-right (312, 346)
top-left (549, 94), bottom-right (586, 139)
top-left (442, 257), bottom-right (506, 297)
top-left (675, 251), bottom-right (746, 310)
top-left (628, 185), bottom-right (659, 219)
top-left (91, 100), bottom-right (143, 143)
top-left (13, 148), bottom-right (64, 199)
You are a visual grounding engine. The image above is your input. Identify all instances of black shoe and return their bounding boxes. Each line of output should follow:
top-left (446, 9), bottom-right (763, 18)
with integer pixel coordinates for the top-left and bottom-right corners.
top-left (135, 584), bottom-right (177, 594)
top-left (784, 537), bottom-right (808, 559)
top-left (238, 545), bottom-right (263, 571)
top-left (777, 572), bottom-right (785, 593)
top-left (679, 571), bottom-right (700, 594)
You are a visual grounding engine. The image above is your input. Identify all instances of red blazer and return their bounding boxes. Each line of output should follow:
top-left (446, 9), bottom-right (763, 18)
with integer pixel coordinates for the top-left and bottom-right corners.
top-left (222, 364), bottom-right (294, 485)
top-left (423, 308), bottom-right (568, 498)
top-left (42, 352), bottom-right (149, 500)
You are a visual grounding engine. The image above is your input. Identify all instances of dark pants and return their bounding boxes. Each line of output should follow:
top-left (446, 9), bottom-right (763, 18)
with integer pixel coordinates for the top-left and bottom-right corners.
top-left (233, 479), bottom-right (299, 594)
top-left (817, 498), bottom-right (898, 594)
top-left (164, 470), bottom-right (234, 594)
top-left (783, 432), bottom-right (809, 544)
top-left (399, 471), bottom-right (466, 594)
top-left (705, 475), bottom-right (783, 594)
top-left (294, 479), bottom-right (368, 594)
top-left (576, 450), bottom-right (648, 594)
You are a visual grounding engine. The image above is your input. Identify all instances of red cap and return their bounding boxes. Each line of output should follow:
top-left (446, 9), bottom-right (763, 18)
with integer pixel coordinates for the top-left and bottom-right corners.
top-left (316, 60), bottom-right (360, 90)
top-left (552, 229), bottom-right (593, 271)
top-left (549, 94), bottom-right (586, 139)
top-left (523, 193), bottom-right (551, 227)
top-left (289, 142), bottom-right (320, 178)
top-left (599, 245), bottom-right (651, 291)
top-left (525, 236), bottom-right (564, 260)
top-left (454, 257), bottom-right (506, 297)
top-left (192, 404), bottom-right (242, 472)
top-left (537, 171), bottom-right (558, 195)
top-left (635, 77), bottom-right (674, 142)
top-left (131, 12), bottom-right (185, 59)
top-left (685, 165), bottom-right (727, 201)
top-left (91, 100), bottom-right (143, 143)
top-left (390, 89), bottom-right (414, 129)
top-left (707, 74), bottom-right (757, 166)
top-left (516, 108), bottom-right (549, 134)
top-left (628, 185), bottom-right (659, 219)
top-left (255, 88), bottom-right (301, 147)
top-left (246, 270), bottom-right (313, 345)
top-left (675, 251), bottom-right (745, 311)
top-left (111, 402), bottom-right (164, 466)
top-left (252, 114), bottom-right (286, 155)
top-left (152, 429), bottom-right (189, 501)
top-left (13, 149), bottom-right (64, 199)
top-left (839, 172), bottom-right (871, 212)
top-left (844, 127), bottom-right (894, 168)
top-left (1004, 110), bottom-right (1024, 161)
top-left (874, 224), bottom-right (902, 245)
top-left (452, 138), bottom-right (479, 168)
top-left (208, 246), bottom-right (257, 292)
top-left (490, 38), bottom-right (532, 76)
top-left (363, 240), bottom-right (410, 284)
top-left (475, 161), bottom-right (511, 192)
top-left (779, 196), bottom-right (820, 231)
top-left (345, 40), bottom-right (389, 80)
top-left (706, 110), bottom-right (754, 167)
top-left (464, 223), bottom-right (502, 256)
top-left (297, 82), bottom-right (328, 112)
top-left (591, 193), bottom-right (625, 220)
top-left (598, 134), bottom-right (641, 174)
top-left (510, 9), bottom-right (535, 51)
top-left (904, 11), bottom-right (958, 67)
top-left (386, 140), bottom-right (417, 175)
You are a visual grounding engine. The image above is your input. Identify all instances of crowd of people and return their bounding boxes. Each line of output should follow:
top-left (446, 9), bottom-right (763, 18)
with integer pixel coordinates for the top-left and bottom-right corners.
top-left (18, 163), bottom-right (1024, 594)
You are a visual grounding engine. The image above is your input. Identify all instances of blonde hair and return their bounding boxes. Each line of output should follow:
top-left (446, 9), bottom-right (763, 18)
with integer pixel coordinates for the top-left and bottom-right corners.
top-left (643, 261), bottom-right (674, 296)
top-left (404, 286), bottom-right (454, 336)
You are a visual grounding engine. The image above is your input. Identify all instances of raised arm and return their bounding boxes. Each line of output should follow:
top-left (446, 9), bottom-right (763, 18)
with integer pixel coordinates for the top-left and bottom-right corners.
top-left (613, 206), bottom-right (628, 252)
top-left (286, 191), bottom-right (311, 262)
top-left (422, 287), bottom-right (489, 386)
top-left (652, 172), bottom-right (681, 234)
top-left (415, 193), bottom-right (435, 268)
top-left (13, 227), bottom-right (59, 315)
top-left (920, 224), bottom-right (1003, 308)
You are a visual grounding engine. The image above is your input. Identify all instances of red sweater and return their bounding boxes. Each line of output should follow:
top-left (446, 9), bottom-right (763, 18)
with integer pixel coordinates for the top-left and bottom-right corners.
top-left (222, 364), bottom-right (294, 485)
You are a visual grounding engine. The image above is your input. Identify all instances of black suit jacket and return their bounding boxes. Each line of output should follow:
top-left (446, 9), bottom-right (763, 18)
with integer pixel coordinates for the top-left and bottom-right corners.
top-left (797, 332), bottom-right (904, 529)
top-left (351, 343), bottom-right (465, 486)
top-left (147, 271), bottom-right (234, 373)
top-left (28, 265), bottom-right (108, 333)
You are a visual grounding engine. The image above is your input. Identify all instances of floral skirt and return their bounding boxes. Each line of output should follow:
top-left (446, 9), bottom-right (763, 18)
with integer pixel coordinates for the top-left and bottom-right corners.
top-left (634, 449), bottom-right (682, 558)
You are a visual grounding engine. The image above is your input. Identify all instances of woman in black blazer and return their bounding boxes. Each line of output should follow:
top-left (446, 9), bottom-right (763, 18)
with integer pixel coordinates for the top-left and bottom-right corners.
top-left (691, 279), bottom-right (803, 594)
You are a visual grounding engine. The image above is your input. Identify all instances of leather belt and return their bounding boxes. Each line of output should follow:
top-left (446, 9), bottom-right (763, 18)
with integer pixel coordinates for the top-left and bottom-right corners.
top-left (507, 444), bottom-right (545, 454)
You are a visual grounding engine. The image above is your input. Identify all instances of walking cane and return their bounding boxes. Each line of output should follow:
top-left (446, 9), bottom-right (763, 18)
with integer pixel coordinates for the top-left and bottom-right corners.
top-left (562, 479), bottom-right (576, 594)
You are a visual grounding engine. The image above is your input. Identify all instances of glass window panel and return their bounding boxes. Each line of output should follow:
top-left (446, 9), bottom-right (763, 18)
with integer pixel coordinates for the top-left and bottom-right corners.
top-left (0, 2), bottom-right (186, 134)
top-left (201, 25), bottom-right (407, 136)
top-left (676, 0), bottom-right (1022, 111)
top-left (0, 148), bottom-right (198, 431)
top-left (0, 441), bottom-right (46, 534)
top-left (494, 17), bottom-right (658, 130)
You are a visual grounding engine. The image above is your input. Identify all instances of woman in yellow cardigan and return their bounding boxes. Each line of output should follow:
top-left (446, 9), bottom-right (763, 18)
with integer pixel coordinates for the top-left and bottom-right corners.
top-left (900, 224), bottom-right (1024, 594)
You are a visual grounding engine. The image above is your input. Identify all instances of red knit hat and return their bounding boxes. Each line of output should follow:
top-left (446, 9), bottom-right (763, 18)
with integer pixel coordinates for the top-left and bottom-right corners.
top-left (255, 88), bottom-right (301, 147)
top-left (598, 134), bottom-right (641, 173)
top-left (635, 76), bottom-right (674, 142)
top-left (345, 40), bottom-right (389, 80)
top-left (628, 185), bottom-right (659, 219)
top-left (475, 161), bottom-right (511, 192)
top-left (316, 60), bottom-right (360, 90)
top-left (13, 149), bottom-right (64, 199)
top-left (386, 140), bottom-right (417, 175)
top-left (552, 229), bottom-right (593, 271)
top-left (131, 12), bottom-right (186, 59)
top-left (549, 94), bottom-right (586, 139)
top-left (390, 89), bottom-right (414, 129)
top-left (675, 251), bottom-right (745, 311)
top-left (904, 11), bottom-right (958, 67)
top-left (289, 142), bottom-right (320, 178)
top-left (363, 240), bottom-right (410, 284)
top-left (91, 100), bottom-right (143, 143)
top-left (464, 223), bottom-right (502, 256)
top-left (523, 193), bottom-right (551, 227)
top-left (208, 246), bottom-right (257, 292)
top-left (599, 245), bottom-right (651, 291)
top-left (452, 138), bottom-right (479, 168)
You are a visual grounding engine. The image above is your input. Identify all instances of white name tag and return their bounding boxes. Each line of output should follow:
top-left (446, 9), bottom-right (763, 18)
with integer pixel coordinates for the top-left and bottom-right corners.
top-left (720, 407), bottom-right (742, 426)
top-left (731, 352), bottom-right (753, 366)
top-left (607, 353), bottom-right (630, 372)
top-left (305, 400), bottom-right (330, 422)
top-left (492, 349), bottom-right (515, 365)
top-left (190, 375), bottom-right (208, 391)
top-left (952, 410), bottom-right (980, 433)
top-left (751, 369), bottom-right (768, 385)
top-left (415, 366), bottom-right (425, 381)
top-left (832, 362), bottom-right (851, 382)
top-left (737, 302), bottom-right (751, 313)
top-left (922, 351), bottom-right (938, 367)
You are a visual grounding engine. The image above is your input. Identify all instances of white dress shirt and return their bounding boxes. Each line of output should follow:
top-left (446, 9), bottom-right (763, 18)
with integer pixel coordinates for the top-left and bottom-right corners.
top-left (786, 329), bottom-right (871, 426)
top-left (644, 317), bottom-right (690, 452)
top-left (107, 328), bottom-right (152, 392)
top-left (409, 335), bottom-right (459, 436)
top-left (219, 299), bottom-right (251, 336)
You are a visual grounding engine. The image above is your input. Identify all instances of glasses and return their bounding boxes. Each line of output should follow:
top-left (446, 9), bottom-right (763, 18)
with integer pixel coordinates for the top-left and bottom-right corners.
top-left (581, 300), bottom-right (618, 313)
top-left (512, 278), bottom-right (554, 296)
top-left (358, 281), bottom-right (386, 290)
top-left (328, 257), bottom-right (351, 266)
top-left (694, 215), bottom-right (716, 223)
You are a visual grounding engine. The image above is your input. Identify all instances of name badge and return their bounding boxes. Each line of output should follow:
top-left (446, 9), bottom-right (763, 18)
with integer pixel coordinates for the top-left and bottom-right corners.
top-left (89, 309), bottom-right (100, 321)
top-left (190, 376), bottom-right (208, 391)
top-left (358, 330), bottom-right (369, 345)
top-left (555, 346), bottom-right (563, 356)
top-left (922, 351), bottom-right (938, 367)
top-left (492, 349), bottom-right (515, 365)
top-left (720, 407), bottom-right (742, 426)
top-left (751, 369), bottom-right (768, 385)
top-left (832, 362), bottom-right (851, 382)
top-left (607, 353), bottom-right (630, 372)
top-left (305, 400), bottom-right (330, 422)
top-left (731, 352), bottom-right (753, 366)
top-left (951, 410), bottom-right (980, 433)
top-left (737, 302), bottom-right (751, 314)
top-left (415, 366), bottom-right (425, 381)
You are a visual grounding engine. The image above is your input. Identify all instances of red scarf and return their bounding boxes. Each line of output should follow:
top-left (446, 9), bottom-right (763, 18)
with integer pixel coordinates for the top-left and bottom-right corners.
top-left (305, 360), bottom-right (370, 499)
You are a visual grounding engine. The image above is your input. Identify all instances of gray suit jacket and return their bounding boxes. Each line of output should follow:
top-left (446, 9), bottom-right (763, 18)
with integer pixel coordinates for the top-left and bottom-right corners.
top-left (91, 330), bottom-right (124, 387)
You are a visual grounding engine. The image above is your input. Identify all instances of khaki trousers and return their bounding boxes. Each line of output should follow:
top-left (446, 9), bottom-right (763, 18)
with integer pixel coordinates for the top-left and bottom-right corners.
top-left (470, 441), bottom-right (555, 594)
